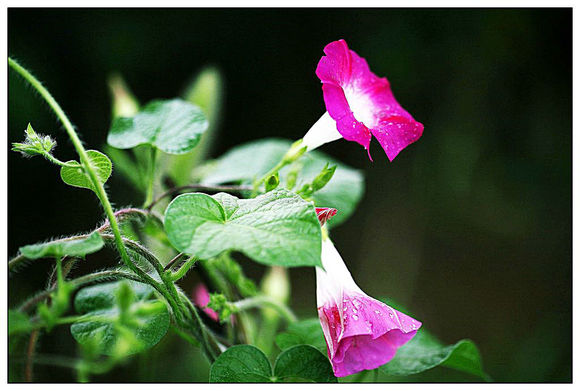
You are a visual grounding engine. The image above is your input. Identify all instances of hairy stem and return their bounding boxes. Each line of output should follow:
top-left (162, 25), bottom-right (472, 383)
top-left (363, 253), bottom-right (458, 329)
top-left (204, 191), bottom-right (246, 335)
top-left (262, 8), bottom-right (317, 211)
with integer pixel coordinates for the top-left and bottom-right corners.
top-left (9, 58), bottom-right (221, 365)
top-left (8, 58), bottom-right (162, 294)
top-left (170, 256), bottom-right (198, 281)
top-left (163, 252), bottom-right (185, 271)
top-left (25, 330), bottom-right (40, 382)
top-left (42, 152), bottom-right (79, 168)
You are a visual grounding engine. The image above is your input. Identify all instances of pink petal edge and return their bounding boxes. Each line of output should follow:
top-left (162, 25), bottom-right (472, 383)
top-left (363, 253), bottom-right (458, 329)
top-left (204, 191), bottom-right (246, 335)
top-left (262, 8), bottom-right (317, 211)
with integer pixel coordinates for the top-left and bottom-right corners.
top-left (318, 293), bottom-right (421, 377)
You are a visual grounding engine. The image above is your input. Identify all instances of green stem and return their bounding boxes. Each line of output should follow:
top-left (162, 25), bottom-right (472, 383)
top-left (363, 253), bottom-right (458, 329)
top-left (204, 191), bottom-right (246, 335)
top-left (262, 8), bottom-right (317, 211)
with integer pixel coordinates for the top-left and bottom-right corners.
top-left (8, 58), bottom-right (158, 292)
top-left (143, 146), bottom-right (158, 207)
top-left (176, 290), bottom-right (220, 360)
top-left (9, 57), bottom-right (220, 365)
top-left (170, 325), bottom-right (200, 347)
top-left (55, 257), bottom-right (64, 288)
top-left (53, 314), bottom-right (115, 326)
top-left (170, 256), bottom-right (198, 281)
top-left (234, 296), bottom-right (297, 323)
top-left (42, 152), bottom-right (79, 168)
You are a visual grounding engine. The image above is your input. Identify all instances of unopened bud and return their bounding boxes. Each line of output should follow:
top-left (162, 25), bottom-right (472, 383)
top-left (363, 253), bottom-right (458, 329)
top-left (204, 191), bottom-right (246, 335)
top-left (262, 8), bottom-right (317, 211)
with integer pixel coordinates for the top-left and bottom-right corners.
top-left (311, 163), bottom-right (336, 192)
top-left (261, 266), bottom-right (290, 305)
top-left (265, 173), bottom-right (279, 192)
top-left (108, 73), bottom-right (139, 118)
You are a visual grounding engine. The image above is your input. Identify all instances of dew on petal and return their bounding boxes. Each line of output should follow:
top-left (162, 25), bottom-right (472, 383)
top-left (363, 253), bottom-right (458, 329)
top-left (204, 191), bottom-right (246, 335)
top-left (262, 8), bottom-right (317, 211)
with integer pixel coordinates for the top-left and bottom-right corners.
top-left (352, 314), bottom-right (359, 320)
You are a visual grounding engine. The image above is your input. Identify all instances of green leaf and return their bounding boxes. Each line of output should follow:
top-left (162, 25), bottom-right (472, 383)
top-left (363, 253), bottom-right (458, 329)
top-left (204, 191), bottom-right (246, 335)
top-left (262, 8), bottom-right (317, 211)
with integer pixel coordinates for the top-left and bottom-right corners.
top-left (379, 329), bottom-right (489, 380)
top-left (275, 318), bottom-right (326, 353)
top-left (107, 98), bottom-right (208, 155)
top-left (60, 150), bottom-right (112, 191)
top-left (210, 345), bottom-right (273, 383)
top-left (70, 280), bottom-right (170, 356)
top-left (201, 139), bottom-right (364, 227)
top-left (19, 231), bottom-right (104, 259)
top-left (210, 344), bottom-right (337, 383)
top-left (274, 345), bottom-right (337, 383)
top-left (9, 310), bottom-right (32, 336)
top-left (164, 189), bottom-right (322, 268)
top-left (165, 67), bottom-right (224, 185)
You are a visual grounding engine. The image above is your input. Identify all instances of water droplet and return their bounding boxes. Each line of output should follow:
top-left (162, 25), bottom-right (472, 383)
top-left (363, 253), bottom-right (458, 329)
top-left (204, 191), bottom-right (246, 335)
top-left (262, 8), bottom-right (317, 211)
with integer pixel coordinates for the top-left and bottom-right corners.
top-left (374, 310), bottom-right (381, 315)
top-left (352, 308), bottom-right (357, 313)
top-left (352, 314), bottom-right (359, 320)
top-left (388, 312), bottom-right (394, 318)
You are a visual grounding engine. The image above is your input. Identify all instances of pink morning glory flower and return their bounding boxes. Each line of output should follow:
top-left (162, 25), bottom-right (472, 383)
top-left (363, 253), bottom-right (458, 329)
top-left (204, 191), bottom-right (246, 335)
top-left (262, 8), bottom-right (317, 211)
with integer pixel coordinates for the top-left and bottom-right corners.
top-left (316, 238), bottom-right (421, 377)
top-left (302, 39), bottom-right (424, 161)
top-left (193, 284), bottom-right (219, 322)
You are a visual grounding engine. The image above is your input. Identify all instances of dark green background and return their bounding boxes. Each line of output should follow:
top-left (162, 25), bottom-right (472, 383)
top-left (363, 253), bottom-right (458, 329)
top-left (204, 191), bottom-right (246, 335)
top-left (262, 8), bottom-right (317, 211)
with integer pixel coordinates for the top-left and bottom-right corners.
top-left (8, 8), bottom-right (571, 382)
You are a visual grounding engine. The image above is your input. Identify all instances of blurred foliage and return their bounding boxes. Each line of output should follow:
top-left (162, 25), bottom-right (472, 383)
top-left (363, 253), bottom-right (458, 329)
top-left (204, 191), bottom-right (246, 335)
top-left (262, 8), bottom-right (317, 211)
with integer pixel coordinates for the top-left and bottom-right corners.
top-left (8, 8), bottom-right (571, 382)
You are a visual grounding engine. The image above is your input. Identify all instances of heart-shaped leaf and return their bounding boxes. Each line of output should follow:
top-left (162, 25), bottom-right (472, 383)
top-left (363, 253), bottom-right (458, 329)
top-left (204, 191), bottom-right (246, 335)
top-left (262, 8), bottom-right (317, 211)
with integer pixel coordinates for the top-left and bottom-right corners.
top-left (164, 189), bottom-right (322, 267)
top-left (274, 345), bottom-right (337, 382)
top-left (209, 344), bottom-right (336, 383)
top-left (19, 231), bottom-right (104, 259)
top-left (70, 280), bottom-right (170, 355)
top-left (107, 98), bottom-right (208, 154)
top-left (210, 345), bottom-right (272, 382)
top-left (60, 150), bottom-right (112, 191)
top-left (201, 139), bottom-right (364, 227)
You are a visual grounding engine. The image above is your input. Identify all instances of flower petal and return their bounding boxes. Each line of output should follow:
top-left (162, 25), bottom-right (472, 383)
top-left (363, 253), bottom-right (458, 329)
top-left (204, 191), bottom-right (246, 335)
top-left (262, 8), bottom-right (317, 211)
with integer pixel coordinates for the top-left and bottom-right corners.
top-left (315, 239), bottom-right (422, 377)
top-left (321, 83), bottom-right (372, 150)
top-left (340, 294), bottom-right (420, 340)
top-left (332, 330), bottom-right (414, 377)
top-left (371, 115), bottom-right (424, 161)
top-left (319, 294), bottom-right (421, 377)
top-left (314, 39), bottom-right (424, 160)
